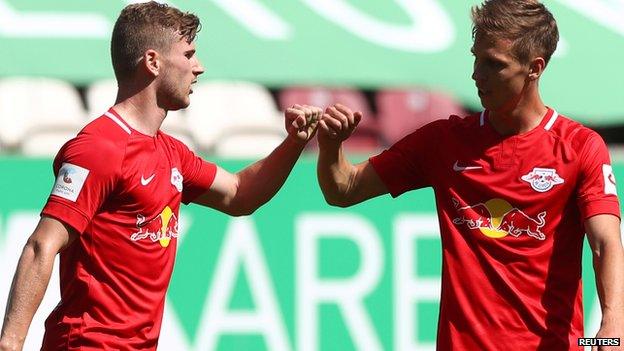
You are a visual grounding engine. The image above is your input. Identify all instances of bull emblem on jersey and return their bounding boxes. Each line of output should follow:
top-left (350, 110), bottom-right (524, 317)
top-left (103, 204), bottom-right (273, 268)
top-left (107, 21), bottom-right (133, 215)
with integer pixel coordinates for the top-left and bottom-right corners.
top-left (452, 198), bottom-right (547, 241)
top-left (130, 206), bottom-right (179, 248)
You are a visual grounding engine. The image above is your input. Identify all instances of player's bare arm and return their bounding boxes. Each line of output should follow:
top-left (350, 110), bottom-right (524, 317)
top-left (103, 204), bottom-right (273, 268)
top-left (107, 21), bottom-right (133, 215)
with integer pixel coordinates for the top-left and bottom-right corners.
top-left (316, 103), bottom-right (388, 207)
top-left (192, 104), bottom-right (321, 215)
top-left (585, 214), bottom-right (624, 350)
top-left (0, 217), bottom-right (76, 351)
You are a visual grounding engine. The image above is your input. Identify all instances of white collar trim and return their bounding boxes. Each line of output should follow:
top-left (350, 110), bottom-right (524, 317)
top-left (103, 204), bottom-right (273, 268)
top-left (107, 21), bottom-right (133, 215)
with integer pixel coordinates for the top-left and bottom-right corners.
top-left (104, 111), bottom-right (131, 134)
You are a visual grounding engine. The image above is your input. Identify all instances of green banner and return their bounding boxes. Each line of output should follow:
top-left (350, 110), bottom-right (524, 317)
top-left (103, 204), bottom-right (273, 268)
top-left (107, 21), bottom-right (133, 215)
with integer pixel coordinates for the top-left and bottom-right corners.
top-left (1, 1), bottom-right (623, 123)
top-left (0, 157), bottom-right (622, 350)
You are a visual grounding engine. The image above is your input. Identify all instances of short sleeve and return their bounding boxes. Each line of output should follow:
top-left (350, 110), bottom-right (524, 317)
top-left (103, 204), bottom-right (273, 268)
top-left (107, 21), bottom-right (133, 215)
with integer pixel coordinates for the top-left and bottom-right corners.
top-left (576, 131), bottom-right (620, 220)
top-left (173, 139), bottom-right (217, 204)
top-left (41, 135), bottom-right (122, 233)
top-left (369, 121), bottom-right (440, 197)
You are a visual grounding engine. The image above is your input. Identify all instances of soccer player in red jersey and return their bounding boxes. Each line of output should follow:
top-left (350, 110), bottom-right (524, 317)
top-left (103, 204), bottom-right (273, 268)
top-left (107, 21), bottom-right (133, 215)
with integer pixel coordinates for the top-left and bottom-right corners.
top-left (316, 1), bottom-right (624, 350)
top-left (0, 2), bottom-right (320, 350)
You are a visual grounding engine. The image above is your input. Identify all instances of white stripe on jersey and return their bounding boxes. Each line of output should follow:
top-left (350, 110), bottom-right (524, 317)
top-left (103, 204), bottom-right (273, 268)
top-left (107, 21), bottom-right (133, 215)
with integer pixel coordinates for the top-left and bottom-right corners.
top-left (104, 112), bottom-right (131, 134)
top-left (544, 110), bottom-right (559, 131)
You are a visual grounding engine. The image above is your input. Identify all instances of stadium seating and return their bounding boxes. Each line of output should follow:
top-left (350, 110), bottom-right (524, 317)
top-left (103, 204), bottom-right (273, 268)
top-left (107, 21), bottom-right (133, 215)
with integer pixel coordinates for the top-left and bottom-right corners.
top-left (214, 133), bottom-right (285, 158)
top-left (85, 79), bottom-right (118, 120)
top-left (20, 131), bottom-right (76, 157)
top-left (279, 86), bottom-right (381, 152)
top-left (185, 81), bottom-right (285, 154)
top-left (0, 77), bottom-right (86, 155)
top-left (376, 87), bottom-right (466, 145)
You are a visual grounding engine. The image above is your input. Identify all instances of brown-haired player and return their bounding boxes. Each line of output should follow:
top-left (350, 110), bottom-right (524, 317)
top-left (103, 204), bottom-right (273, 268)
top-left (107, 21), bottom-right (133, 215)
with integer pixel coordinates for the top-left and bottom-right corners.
top-left (0, 2), bottom-right (320, 350)
top-left (316, 1), bottom-right (623, 350)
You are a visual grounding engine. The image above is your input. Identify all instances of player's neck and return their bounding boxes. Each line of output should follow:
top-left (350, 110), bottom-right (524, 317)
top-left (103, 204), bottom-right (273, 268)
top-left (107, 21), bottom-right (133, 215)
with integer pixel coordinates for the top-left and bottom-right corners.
top-left (113, 83), bottom-right (165, 137)
top-left (488, 89), bottom-right (547, 136)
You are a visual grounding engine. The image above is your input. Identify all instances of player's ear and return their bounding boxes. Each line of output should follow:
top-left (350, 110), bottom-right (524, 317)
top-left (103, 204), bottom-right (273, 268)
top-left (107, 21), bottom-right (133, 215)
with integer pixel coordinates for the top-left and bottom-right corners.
top-left (142, 49), bottom-right (161, 78)
top-left (528, 57), bottom-right (545, 81)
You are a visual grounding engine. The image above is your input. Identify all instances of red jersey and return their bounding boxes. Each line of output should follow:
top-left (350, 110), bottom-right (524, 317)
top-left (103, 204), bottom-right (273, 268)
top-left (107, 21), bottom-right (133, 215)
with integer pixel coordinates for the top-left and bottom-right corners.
top-left (40, 109), bottom-right (217, 350)
top-left (370, 108), bottom-right (620, 351)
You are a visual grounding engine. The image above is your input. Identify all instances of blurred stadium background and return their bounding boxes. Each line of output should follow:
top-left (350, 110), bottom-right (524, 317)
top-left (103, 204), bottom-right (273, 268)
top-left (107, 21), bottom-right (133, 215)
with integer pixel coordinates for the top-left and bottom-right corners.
top-left (0, 1), bottom-right (622, 350)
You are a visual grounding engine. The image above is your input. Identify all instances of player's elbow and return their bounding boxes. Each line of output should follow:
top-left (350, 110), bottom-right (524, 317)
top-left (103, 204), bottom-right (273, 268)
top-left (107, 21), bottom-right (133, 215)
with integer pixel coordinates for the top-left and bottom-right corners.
top-left (323, 193), bottom-right (354, 208)
top-left (591, 244), bottom-right (603, 260)
top-left (23, 236), bottom-right (57, 261)
top-left (329, 200), bottom-right (352, 208)
top-left (225, 203), bottom-right (258, 217)
top-left (230, 208), bottom-right (256, 217)
top-left (590, 239), bottom-right (615, 261)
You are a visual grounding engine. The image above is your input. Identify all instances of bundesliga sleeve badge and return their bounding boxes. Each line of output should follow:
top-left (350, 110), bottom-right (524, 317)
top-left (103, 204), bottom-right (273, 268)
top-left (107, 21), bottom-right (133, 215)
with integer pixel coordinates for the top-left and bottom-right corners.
top-left (603, 164), bottom-right (618, 196)
top-left (51, 162), bottom-right (90, 201)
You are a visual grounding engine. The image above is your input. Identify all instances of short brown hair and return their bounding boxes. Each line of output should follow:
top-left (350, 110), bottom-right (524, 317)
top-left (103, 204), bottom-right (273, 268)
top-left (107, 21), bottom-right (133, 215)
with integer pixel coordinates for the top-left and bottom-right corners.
top-left (471, 0), bottom-right (559, 65)
top-left (111, 1), bottom-right (200, 81)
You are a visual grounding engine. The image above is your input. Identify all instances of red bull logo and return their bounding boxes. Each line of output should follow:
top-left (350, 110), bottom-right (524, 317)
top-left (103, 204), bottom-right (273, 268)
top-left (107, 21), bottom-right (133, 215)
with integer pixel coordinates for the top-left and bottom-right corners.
top-left (130, 206), bottom-right (179, 247)
top-left (452, 198), bottom-right (546, 240)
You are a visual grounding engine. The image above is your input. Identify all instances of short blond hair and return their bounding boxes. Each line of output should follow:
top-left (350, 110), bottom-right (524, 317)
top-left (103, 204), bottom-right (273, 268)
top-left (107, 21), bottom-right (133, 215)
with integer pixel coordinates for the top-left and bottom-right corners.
top-left (111, 1), bottom-right (200, 81)
top-left (471, 0), bottom-right (559, 65)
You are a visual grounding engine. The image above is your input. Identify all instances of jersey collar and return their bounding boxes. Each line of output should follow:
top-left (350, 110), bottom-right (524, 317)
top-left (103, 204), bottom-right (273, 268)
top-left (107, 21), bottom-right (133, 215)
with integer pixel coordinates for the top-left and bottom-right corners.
top-left (480, 107), bottom-right (559, 137)
top-left (105, 108), bottom-right (132, 135)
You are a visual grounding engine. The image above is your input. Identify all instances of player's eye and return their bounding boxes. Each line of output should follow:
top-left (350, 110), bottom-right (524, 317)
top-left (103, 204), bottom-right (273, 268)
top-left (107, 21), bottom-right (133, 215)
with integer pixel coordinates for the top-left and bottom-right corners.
top-left (484, 58), bottom-right (504, 69)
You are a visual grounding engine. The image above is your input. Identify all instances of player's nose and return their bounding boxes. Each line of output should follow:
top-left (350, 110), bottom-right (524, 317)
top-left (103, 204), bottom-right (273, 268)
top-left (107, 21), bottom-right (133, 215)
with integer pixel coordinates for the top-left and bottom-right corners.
top-left (193, 58), bottom-right (205, 76)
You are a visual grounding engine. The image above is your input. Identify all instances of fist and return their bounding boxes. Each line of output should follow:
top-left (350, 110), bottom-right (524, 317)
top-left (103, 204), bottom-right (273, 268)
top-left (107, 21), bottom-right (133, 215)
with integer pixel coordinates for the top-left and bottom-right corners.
top-left (318, 103), bottom-right (363, 144)
top-left (285, 104), bottom-right (322, 143)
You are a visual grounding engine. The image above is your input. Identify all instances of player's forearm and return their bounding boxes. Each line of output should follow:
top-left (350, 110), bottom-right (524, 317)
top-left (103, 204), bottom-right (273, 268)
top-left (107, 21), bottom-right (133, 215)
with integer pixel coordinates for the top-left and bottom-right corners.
top-left (593, 242), bottom-right (624, 325)
top-left (232, 136), bottom-right (306, 215)
top-left (317, 141), bottom-right (357, 207)
top-left (0, 241), bottom-right (56, 349)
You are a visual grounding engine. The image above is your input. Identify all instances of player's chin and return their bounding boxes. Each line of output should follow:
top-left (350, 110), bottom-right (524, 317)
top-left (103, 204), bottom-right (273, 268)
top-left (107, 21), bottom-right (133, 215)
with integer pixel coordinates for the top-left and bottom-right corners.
top-left (478, 96), bottom-right (495, 110)
top-left (169, 98), bottom-right (191, 111)
top-left (180, 95), bottom-right (192, 108)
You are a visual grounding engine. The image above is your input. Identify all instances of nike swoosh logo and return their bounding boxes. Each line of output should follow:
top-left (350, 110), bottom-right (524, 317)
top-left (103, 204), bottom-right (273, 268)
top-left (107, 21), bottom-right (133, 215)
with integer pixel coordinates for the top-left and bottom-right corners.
top-left (141, 174), bottom-right (156, 186)
top-left (453, 161), bottom-right (482, 172)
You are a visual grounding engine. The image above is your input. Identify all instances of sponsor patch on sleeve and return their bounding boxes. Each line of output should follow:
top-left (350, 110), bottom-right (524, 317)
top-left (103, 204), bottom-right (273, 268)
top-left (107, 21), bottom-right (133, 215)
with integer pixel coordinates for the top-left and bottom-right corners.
top-left (51, 163), bottom-right (90, 202)
top-left (603, 164), bottom-right (618, 196)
